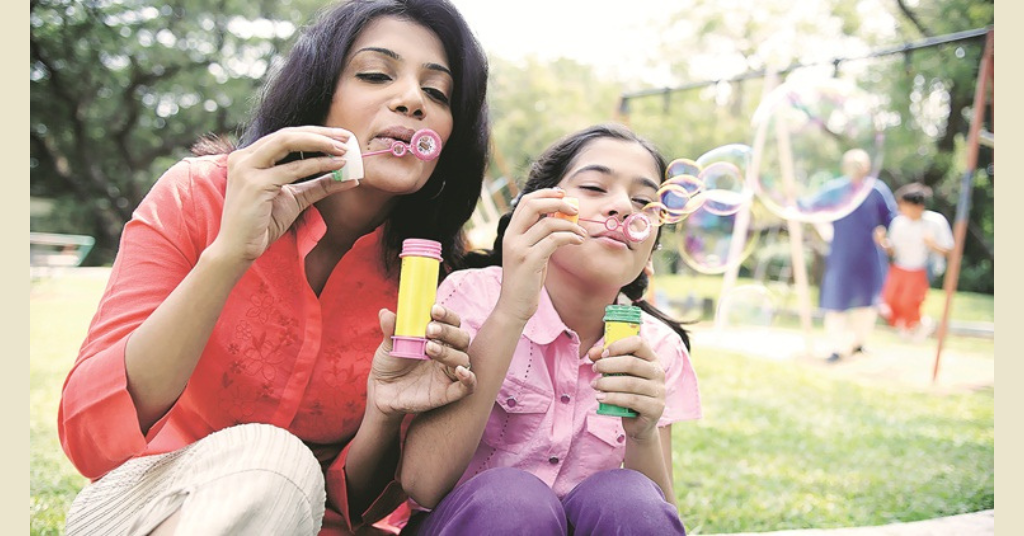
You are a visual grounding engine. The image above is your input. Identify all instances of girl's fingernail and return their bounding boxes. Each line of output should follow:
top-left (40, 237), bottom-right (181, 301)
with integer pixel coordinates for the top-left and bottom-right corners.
top-left (601, 349), bottom-right (610, 358)
top-left (426, 323), bottom-right (440, 337)
top-left (595, 391), bottom-right (607, 401)
top-left (427, 341), bottom-right (441, 354)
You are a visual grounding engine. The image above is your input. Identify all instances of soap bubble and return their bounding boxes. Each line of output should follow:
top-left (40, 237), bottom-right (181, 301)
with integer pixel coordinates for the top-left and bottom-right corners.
top-left (750, 79), bottom-right (884, 223)
top-left (694, 144), bottom-right (753, 216)
top-left (674, 202), bottom-right (758, 275)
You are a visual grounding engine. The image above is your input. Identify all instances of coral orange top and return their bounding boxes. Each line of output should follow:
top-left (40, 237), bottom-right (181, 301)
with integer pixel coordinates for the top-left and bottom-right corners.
top-left (58, 155), bottom-right (405, 535)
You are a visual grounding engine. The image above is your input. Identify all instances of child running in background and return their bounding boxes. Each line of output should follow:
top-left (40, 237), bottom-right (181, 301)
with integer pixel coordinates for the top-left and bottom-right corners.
top-left (397, 124), bottom-right (701, 535)
top-left (875, 182), bottom-right (954, 341)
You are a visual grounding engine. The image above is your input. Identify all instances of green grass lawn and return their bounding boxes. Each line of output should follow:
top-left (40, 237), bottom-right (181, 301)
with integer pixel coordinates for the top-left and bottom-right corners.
top-left (672, 350), bottom-right (993, 534)
top-left (30, 271), bottom-right (993, 534)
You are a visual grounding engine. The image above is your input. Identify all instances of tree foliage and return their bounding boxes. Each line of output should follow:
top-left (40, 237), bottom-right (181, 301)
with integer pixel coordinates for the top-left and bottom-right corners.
top-left (30, 0), bottom-right (321, 260)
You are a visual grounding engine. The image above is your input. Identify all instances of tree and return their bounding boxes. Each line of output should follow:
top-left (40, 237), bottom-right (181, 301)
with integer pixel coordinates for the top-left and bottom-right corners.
top-left (621, 0), bottom-right (993, 293)
top-left (30, 0), bottom-right (320, 263)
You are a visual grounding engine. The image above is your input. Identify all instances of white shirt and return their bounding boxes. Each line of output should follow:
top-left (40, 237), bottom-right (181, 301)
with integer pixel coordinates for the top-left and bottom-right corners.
top-left (888, 210), bottom-right (954, 272)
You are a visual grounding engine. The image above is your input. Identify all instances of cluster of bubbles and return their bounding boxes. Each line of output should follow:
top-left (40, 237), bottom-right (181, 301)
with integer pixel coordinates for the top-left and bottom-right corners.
top-left (646, 78), bottom-right (886, 328)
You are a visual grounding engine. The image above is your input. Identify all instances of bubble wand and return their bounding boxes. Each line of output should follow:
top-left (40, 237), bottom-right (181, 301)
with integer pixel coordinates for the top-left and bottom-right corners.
top-left (331, 128), bottom-right (443, 183)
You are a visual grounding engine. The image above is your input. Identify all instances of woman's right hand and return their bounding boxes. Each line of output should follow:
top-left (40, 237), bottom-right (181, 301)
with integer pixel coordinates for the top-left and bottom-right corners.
top-left (211, 126), bottom-right (361, 263)
top-left (497, 188), bottom-right (587, 321)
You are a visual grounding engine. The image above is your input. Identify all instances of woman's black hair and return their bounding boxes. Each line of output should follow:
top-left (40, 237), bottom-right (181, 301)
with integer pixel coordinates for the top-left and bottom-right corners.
top-left (195, 0), bottom-right (489, 274)
top-left (464, 123), bottom-right (691, 350)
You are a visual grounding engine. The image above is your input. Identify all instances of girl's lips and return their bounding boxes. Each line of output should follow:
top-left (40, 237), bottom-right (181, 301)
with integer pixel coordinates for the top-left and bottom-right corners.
top-left (595, 234), bottom-right (630, 250)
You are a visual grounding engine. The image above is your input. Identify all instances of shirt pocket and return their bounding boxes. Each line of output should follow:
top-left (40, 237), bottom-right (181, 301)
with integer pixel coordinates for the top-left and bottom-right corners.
top-left (481, 377), bottom-right (552, 454)
top-left (582, 413), bottom-right (627, 466)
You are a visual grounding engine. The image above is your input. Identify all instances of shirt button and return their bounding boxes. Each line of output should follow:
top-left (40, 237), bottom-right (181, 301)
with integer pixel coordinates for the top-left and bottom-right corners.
top-left (560, 394), bottom-right (571, 403)
top-left (548, 456), bottom-right (559, 464)
top-left (506, 397), bottom-right (517, 408)
top-left (617, 434), bottom-right (626, 443)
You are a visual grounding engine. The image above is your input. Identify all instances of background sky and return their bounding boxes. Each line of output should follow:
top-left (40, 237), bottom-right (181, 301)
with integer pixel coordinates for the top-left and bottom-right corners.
top-left (448, 1), bottom-right (670, 82)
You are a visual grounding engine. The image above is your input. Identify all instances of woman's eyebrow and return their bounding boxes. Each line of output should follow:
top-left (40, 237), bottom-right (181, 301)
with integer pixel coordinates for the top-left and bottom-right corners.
top-left (352, 47), bottom-right (452, 77)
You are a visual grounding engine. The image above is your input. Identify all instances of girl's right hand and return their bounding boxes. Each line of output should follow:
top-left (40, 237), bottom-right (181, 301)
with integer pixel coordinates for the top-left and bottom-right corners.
top-left (210, 126), bottom-right (361, 263)
top-left (497, 188), bottom-right (587, 322)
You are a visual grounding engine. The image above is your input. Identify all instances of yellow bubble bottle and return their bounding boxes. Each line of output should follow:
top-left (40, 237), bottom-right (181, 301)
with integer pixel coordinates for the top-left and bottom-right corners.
top-left (391, 239), bottom-right (442, 359)
top-left (597, 304), bottom-right (641, 417)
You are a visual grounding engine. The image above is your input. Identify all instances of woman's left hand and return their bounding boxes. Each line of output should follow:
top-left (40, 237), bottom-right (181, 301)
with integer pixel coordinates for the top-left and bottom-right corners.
top-left (369, 304), bottom-right (477, 417)
top-left (587, 336), bottom-right (666, 442)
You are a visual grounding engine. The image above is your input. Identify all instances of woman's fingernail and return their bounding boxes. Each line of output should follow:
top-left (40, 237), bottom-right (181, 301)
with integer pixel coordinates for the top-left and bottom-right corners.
top-left (427, 341), bottom-right (441, 354)
top-left (426, 323), bottom-right (440, 337)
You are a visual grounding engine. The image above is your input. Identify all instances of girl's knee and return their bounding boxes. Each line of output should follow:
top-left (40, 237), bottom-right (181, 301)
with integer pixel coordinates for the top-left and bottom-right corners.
top-left (419, 468), bottom-right (566, 535)
top-left (564, 470), bottom-right (685, 535)
top-left (461, 467), bottom-right (558, 507)
top-left (572, 469), bottom-right (666, 503)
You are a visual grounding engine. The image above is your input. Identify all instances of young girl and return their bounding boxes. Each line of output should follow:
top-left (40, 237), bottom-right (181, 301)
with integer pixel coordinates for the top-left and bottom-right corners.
top-left (398, 124), bottom-right (702, 535)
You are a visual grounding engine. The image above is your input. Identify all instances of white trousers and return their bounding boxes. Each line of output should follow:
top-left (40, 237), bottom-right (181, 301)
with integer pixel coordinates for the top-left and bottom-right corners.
top-left (824, 307), bottom-right (879, 356)
top-left (65, 423), bottom-right (326, 536)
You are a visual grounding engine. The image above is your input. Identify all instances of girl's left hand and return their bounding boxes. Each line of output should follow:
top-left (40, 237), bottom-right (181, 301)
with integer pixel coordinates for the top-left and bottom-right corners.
top-left (587, 336), bottom-right (666, 442)
top-left (369, 304), bottom-right (477, 417)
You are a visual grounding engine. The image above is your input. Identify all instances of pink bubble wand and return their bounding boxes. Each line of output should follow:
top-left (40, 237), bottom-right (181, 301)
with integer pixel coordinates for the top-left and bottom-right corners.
top-left (332, 128), bottom-right (443, 183)
top-left (361, 129), bottom-right (443, 161)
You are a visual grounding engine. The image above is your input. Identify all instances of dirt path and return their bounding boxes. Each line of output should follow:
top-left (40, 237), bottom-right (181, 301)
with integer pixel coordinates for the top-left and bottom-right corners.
top-left (694, 326), bottom-right (994, 394)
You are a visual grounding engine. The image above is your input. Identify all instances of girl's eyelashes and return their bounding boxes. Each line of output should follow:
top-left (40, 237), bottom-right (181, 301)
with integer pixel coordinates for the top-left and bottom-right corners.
top-left (577, 185), bottom-right (653, 207)
top-left (632, 197), bottom-right (654, 207)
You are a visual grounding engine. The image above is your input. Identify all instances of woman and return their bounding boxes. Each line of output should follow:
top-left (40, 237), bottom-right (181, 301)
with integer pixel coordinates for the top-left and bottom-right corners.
top-left (58, 1), bottom-right (489, 534)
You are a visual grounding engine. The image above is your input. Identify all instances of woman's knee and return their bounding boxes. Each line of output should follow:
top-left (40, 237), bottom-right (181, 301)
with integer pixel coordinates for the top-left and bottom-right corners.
top-left (187, 423), bottom-right (325, 507)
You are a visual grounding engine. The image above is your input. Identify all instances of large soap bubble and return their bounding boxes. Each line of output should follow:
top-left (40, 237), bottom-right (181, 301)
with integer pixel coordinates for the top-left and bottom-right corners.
top-left (749, 79), bottom-right (885, 223)
top-left (674, 202), bottom-right (759, 275)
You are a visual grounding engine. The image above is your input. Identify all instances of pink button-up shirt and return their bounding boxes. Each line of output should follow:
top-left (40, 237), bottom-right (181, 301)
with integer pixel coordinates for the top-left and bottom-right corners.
top-left (435, 266), bottom-right (702, 498)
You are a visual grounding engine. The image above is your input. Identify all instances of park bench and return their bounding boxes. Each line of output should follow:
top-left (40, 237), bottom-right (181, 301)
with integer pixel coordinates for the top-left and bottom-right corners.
top-left (30, 232), bottom-right (95, 278)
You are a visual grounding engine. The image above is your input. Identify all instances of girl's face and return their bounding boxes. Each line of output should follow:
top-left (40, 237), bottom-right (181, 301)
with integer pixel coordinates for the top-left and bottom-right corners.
top-left (549, 137), bottom-right (662, 290)
top-left (326, 16), bottom-right (454, 194)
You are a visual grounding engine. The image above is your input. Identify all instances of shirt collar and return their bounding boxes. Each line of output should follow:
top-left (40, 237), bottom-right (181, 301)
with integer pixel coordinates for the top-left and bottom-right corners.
top-left (522, 284), bottom-right (570, 345)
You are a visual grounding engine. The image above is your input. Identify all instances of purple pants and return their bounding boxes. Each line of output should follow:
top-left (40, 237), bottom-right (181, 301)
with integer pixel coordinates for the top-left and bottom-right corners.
top-left (403, 467), bottom-right (686, 535)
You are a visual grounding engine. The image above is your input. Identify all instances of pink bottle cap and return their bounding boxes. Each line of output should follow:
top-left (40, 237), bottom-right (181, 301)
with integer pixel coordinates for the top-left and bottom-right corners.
top-left (399, 238), bottom-right (443, 261)
top-left (391, 336), bottom-right (430, 360)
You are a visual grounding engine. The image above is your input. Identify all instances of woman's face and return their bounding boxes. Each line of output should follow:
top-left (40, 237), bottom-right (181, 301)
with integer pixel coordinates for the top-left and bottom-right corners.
top-left (326, 16), bottom-right (454, 194)
top-left (549, 137), bottom-right (662, 290)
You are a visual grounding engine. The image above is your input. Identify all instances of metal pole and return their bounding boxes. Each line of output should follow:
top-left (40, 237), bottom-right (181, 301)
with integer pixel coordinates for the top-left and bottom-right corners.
top-left (932, 29), bottom-right (993, 382)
